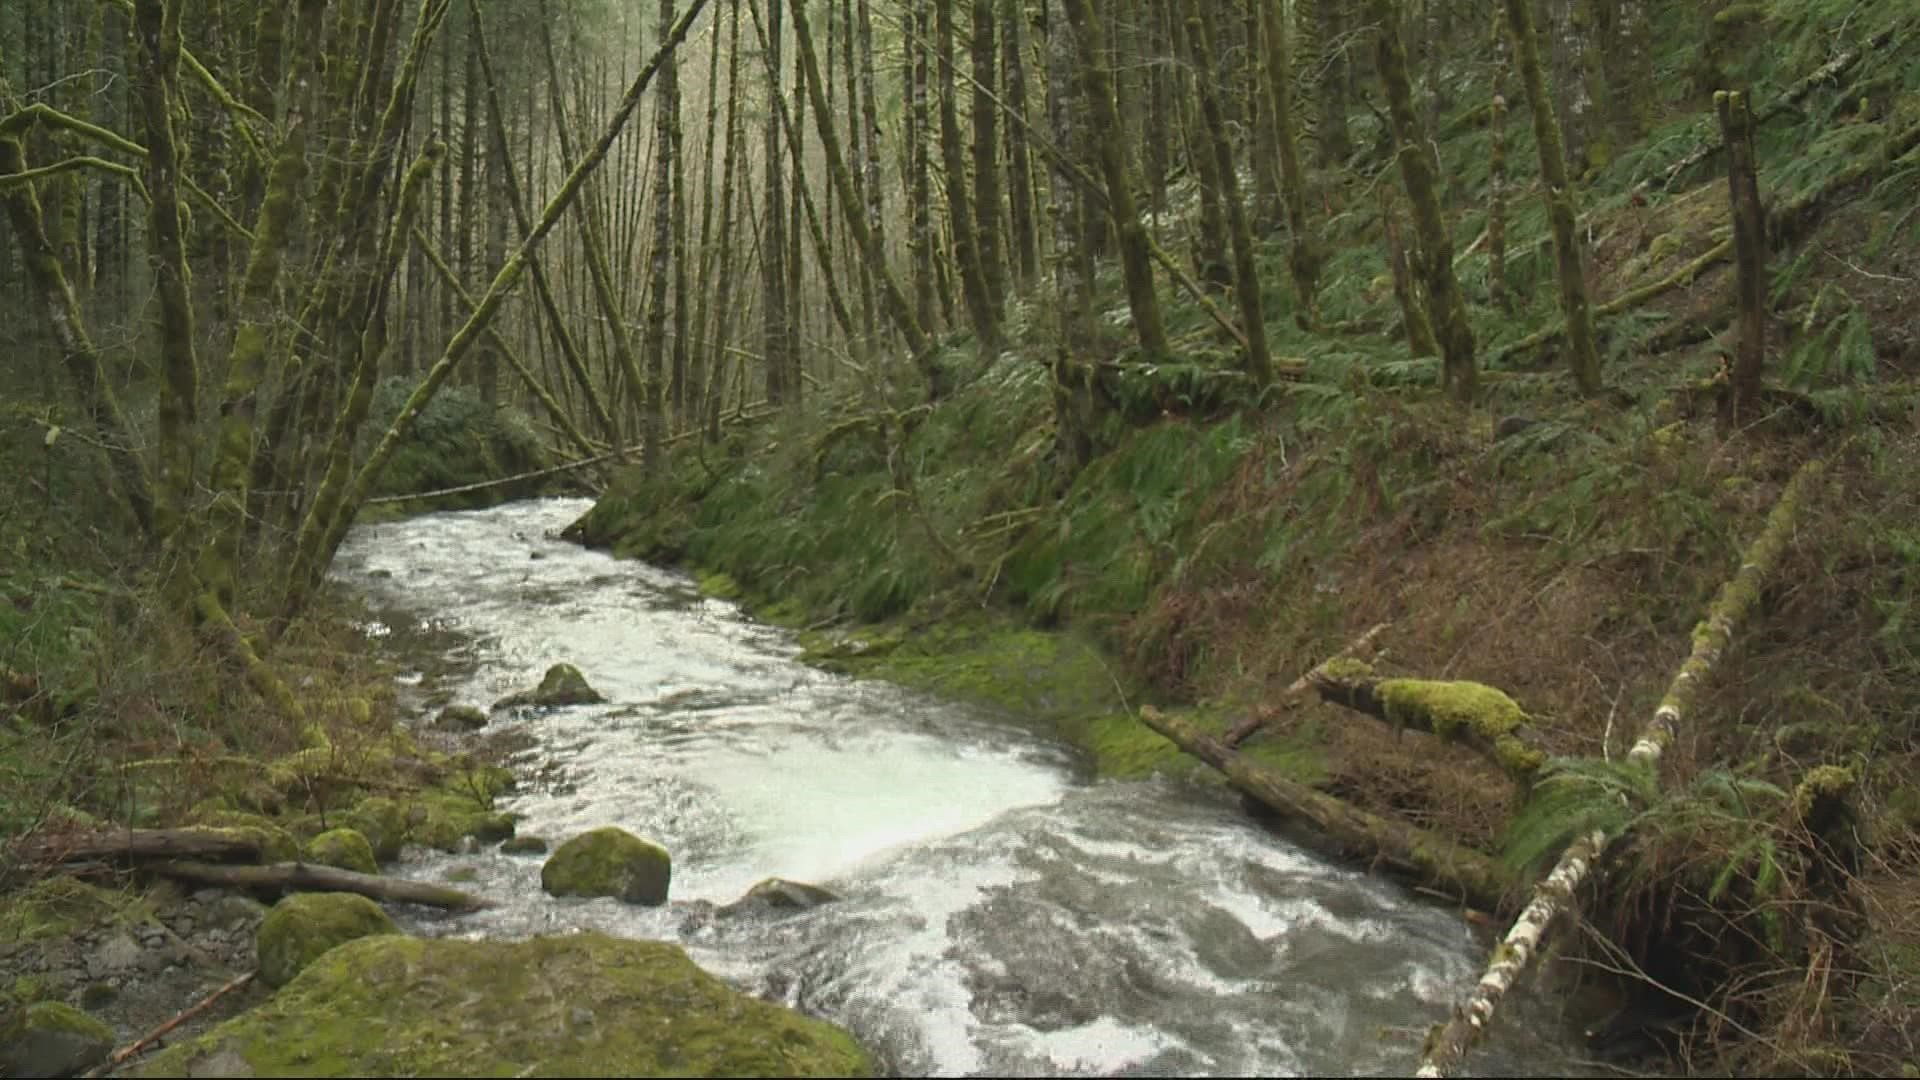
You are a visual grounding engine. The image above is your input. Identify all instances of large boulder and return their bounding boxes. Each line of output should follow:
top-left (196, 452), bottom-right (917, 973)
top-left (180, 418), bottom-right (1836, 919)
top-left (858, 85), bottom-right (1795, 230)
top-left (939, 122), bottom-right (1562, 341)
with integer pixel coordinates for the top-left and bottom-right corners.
top-left (304, 828), bottom-right (379, 875)
top-left (493, 663), bottom-right (607, 710)
top-left (134, 932), bottom-right (871, 1077)
top-left (255, 893), bottom-right (400, 988)
top-left (0, 1001), bottom-right (114, 1078)
top-left (541, 827), bottom-right (670, 905)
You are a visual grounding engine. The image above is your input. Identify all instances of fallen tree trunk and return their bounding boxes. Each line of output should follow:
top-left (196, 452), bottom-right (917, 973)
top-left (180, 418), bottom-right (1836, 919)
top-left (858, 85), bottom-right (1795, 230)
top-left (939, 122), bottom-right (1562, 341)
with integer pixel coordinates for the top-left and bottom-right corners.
top-left (152, 860), bottom-right (495, 912)
top-left (1491, 239), bottom-right (1731, 366)
top-left (1223, 623), bottom-right (1390, 747)
top-left (9, 828), bottom-right (263, 867)
top-left (1138, 706), bottom-right (1516, 915)
top-left (1308, 665), bottom-right (1547, 781)
top-left (1415, 454), bottom-right (1827, 1078)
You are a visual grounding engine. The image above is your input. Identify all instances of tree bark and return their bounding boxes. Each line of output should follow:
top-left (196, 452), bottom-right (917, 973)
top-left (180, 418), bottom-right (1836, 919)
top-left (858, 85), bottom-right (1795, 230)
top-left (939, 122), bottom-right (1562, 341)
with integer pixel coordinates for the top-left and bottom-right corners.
top-left (1503, 0), bottom-right (1601, 396)
top-left (1367, 0), bottom-right (1475, 401)
top-left (154, 860), bottom-right (495, 911)
top-left (1716, 89), bottom-right (1765, 428)
top-left (1183, 0), bottom-right (1271, 382)
top-left (10, 828), bottom-right (264, 866)
top-left (1308, 667), bottom-right (1547, 781)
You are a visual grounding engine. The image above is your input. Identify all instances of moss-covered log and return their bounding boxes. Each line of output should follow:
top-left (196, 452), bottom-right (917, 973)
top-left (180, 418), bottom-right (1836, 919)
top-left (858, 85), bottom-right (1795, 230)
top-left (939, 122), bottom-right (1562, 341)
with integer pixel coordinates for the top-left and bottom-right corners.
top-left (1137, 707), bottom-right (1516, 915)
top-left (9, 828), bottom-right (263, 866)
top-left (1223, 623), bottom-right (1390, 747)
top-left (1416, 455), bottom-right (1827, 1078)
top-left (1309, 663), bottom-right (1547, 781)
top-left (152, 860), bottom-right (495, 912)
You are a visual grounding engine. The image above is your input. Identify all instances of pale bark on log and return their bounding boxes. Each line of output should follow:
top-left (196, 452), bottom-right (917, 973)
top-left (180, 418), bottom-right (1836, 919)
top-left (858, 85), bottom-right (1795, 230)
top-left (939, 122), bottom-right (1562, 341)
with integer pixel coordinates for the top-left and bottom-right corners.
top-left (1138, 707), bottom-right (1515, 915)
top-left (9, 828), bottom-right (263, 866)
top-left (153, 860), bottom-right (495, 912)
top-left (1415, 456), bottom-right (1826, 1078)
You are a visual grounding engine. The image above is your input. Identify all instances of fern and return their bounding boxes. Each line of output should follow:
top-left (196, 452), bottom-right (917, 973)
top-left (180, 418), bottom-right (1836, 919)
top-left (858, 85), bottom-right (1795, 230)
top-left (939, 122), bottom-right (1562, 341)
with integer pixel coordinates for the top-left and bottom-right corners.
top-left (1501, 757), bottom-right (1658, 875)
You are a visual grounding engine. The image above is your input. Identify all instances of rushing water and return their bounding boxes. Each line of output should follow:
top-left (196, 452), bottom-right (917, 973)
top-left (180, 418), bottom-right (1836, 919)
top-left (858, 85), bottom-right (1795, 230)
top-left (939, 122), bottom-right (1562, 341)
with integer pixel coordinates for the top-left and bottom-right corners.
top-left (332, 499), bottom-right (1594, 1077)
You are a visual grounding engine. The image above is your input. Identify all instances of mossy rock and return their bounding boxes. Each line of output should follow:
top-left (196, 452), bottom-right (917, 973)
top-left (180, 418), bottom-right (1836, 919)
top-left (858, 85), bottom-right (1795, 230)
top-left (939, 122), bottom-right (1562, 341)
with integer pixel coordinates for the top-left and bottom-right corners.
top-left (541, 828), bottom-right (671, 905)
top-left (0, 877), bottom-right (127, 943)
top-left (492, 663), bottom-right (607, 710)
top-left (255, 893), bottom-right (400, 989)
top-left (134, 932), bottom-right (871, 1077)
top-left (0, 1000), bottom-right (113, 1078)
top-left (432, 704), bottom-right (489, 732)
top-left (717, 878), bottom-right (841, 918)
top-left (340, 797), bottom-right (407, 862)
top-left (500, 835), bottom-right (549, 856)
top-left (305, 829), bottom-right (379, 875)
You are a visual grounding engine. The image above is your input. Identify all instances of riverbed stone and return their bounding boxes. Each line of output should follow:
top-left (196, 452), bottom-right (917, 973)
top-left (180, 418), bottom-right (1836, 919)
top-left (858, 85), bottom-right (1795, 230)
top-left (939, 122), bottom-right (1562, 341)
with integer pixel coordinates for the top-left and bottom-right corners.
top-left (540, 827), bottom-right (670, 905)
top-left (492, 663), bottom-right (607, 710)
top-left (255, 893), bottom-right (400, 989)
top-left (499, 834), bottom-right (549, 855)
top-left (432, 704), bottom-right (489, 732)
top-left (0, 1000), bottom-right (114, 1078)
top-left (340, 796), bottom-right (406, 862)
top-left (304, 828), bottom-right (379, 875)
top-left (718, 878), bottom-right (842, 918)
top-left (132, 932), bottom-right (871, 1077)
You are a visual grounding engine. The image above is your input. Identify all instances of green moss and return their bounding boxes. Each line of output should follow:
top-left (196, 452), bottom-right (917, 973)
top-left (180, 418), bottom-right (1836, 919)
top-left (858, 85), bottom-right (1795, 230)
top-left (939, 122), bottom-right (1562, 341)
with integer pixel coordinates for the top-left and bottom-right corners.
top-left (697, 571), bottom-right (743, 600)
top-left (0, 1000), bottom-right (114, 1078)
top-left (541, 828), bottom-right (672, 905)
top-left (1059, 712), bottom-right (1196, 779)
top-left (191, 811), bottom-right (303, 862)
top-left (1378, 678), bottom-right (1544, 777)
top-left (340, 796), bottom-right (406, 862)
top-left (135, 932), bottom-right (871, 1077)
top-left (500, 835), bottom-right (550, 856)
top-left (0, 877), bottom-right (137, 943)
top-left (305, 828), bottom-right (378, 874)
top-left (255, 893), bottom-right (400, 988)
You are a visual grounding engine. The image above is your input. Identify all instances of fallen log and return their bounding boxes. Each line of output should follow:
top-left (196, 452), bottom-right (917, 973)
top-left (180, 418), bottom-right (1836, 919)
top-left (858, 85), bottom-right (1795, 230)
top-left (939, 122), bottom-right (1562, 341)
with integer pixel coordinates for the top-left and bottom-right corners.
top-left (1414, 455), bottom-right (1827, 1078)
top-left (1308, 664), bottom-right (1547, 781)
top-left (8, 827), bottom-right (263, 867)
top-left (1137, 706), bottom-right (1516, 915)
top-left (1223, 622), bottom-right (1390, 747)
top-left (1490, 239), bottom-right (1731, 367)
top-left (152, 860), bottom-right (496, 912)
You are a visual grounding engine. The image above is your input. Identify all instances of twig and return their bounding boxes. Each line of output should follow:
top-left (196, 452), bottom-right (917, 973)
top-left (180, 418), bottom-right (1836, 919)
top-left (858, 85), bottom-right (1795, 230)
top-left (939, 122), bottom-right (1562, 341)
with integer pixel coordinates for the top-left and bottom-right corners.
top-left (85, 970), bottom-right (257, 1077)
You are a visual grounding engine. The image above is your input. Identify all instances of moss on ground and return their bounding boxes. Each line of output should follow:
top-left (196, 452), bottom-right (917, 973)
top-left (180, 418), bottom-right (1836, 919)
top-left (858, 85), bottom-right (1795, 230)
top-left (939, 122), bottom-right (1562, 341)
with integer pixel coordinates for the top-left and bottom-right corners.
top-left (255, 893), bottom-right (400, 989)
top-left (136, 932), bottom-right (872, 1077)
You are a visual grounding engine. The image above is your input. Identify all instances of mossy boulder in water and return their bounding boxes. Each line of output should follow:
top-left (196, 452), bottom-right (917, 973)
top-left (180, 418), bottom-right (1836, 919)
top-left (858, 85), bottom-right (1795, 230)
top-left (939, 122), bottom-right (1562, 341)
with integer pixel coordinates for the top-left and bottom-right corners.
top-left (340, 796), bottom-right (406, 862)
top-left (255, 893), bottom-right (400, 988)
top-left (432, 704), bottom-right (489, 731)
top-left (493, 663), bottom-right (607, 710)
top-left (0, 1000), bottom-right (114, 1078)
top-left (718, 877), bottom-right (842, 918)
top-left (541, 827), bottom-right (670, 905)
top-left (304, 828), bottom-right (379, 875)
top-left (133, 932), bottom-right (871, 1077)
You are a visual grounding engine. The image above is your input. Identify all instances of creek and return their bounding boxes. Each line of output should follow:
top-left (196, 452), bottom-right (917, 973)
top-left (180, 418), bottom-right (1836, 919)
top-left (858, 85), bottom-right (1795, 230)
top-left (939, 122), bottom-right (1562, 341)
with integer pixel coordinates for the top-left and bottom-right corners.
top-left (331, 498), bottom-right (1594, 1077)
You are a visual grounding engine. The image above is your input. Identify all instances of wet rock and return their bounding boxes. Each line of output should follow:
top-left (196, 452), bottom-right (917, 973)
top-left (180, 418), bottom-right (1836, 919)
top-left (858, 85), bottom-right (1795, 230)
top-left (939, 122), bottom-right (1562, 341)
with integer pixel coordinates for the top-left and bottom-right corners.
top-left (498, 834), bottom-right (549, 856)
top-left (432, 704), bottom-right (489, 732)
top-left (304, 828), bottom-right (379, 875)
top-left (0, 1001), bottom-right (114, 1078)
top-left (202, 895), bottom-right (268, 932)
top-left (540, 827), bottom-right (671, 905)
top-left (718, 878), bottom-right (842, 918)
top-left (255, 893), bottom-right (400, 989)
top-left (492, 663), bottom-right (606, 711)
top-left (134, 933), bottom-right (870, 1078)
top-left (340, 796), bottom-right (407, 862)
top-left (89, 932), bottom-right (143, 976)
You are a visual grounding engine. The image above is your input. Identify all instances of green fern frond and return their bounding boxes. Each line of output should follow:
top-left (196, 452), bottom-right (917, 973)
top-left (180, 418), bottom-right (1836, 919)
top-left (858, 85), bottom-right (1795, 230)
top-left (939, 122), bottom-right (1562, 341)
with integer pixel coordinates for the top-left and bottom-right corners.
top-left (1500, 757), bottom-right (1657, 874)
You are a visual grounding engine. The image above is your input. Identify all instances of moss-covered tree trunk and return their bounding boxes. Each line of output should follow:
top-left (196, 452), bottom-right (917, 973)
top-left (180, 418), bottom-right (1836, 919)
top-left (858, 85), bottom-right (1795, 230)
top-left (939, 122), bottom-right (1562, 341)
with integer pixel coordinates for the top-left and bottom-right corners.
top-left (641, 0), bottom-right (679, 471)
top-left (1001, 0), bottom-right (1039, 289)
top-left (1059, 0), bottom-right (1168, 359)
top-left (1183, 0), bottom-right (1271, 383)
top-left (1486, 2), bottom-right (1510, 313)
top-left (761, 0), bottom-right (791, 405)
top-left (703, 0), bottom-right (745, 440)
top-left (1368, 0), bottom-right (1475, 401)
top-left (933, 0), bottom-right (997, 352)
top-left (1503, 0), bottom-right (1600, 396)
top-left (1258, 0), bottom-right (1323, 329)
top-left (1716, 89), bottom-right (1765, 428)
top-left (855, 0), bottom-right (883, 348)
top-left (969, 0), bottom-right (1005, 327)
top-left (907, 0), bottom-right (935, 331)
top-left (1310, 0), bottom-right (1353, 166)
top-left (1044, 0), bottom-right (1098, 475)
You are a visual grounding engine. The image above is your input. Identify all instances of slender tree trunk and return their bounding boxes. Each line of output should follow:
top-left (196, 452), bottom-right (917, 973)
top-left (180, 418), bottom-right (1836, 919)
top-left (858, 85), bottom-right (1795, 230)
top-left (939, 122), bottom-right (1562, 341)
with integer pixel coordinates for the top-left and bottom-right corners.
top-left (1368, 0), bottom-right (1475, 401)
top-left (1001, 0), bottom-right (1039, 289)
top-left (855, 0), bottom-right (882, 347)
top-left (908, 0), bottom-right (935, 330)
top-left (1259, 0), bottom-right (1323, 329)
top-left (935, 0), bottom-right (998, 351)
top-left (703, 0), bottom-right (746, 440)
top-left (1043, 0), bottom-right (1098, 475)
top-left (1717, 89), bottom-right (1765, 427)
top-left (1487, 2), bottom-right (1511, 313)
top-left (1504, 0), bottom-right (1601, 395)
top-left (1060, 0), bottom-right (1167, 358)
top-left (761, 0), bottom-right (791, 404)
top-left (1312, 0), bottom-right (1353, 166)
top-left (641, 0), bottom-right (678, 470)
top-left (1184, 0), bottom-right (1271, 382)
top-left (970, 0), bottom-right (1006, 326)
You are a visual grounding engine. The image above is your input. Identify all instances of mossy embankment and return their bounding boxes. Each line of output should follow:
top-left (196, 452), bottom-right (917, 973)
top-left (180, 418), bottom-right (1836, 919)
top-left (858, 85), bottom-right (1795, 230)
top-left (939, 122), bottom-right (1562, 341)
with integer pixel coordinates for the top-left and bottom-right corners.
top-left (569, 0), bottom-right (1920, 1069)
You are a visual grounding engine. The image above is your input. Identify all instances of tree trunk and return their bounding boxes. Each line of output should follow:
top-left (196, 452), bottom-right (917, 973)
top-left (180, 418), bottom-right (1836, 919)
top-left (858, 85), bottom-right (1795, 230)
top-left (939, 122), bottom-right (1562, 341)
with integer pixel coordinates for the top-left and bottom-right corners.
top-left (970, 0), bottom-right (1006, 326)
top-left (1001, 0), bottom-right (1039, 288)
top-left (1487, 3), bottom-right (1511, 313)
top-left (935, 0), bottom-right (998, 351)
top-left (762, 0), bottom-right (791, 404)
top-left (1183, 0), bottom-right (1271, 383)
top-left (1716, 89), bottom-right (1765, 428)
top-left (1504, 0), bottom-right (1601, 396)
top-left (1259, 0), bottom-right (1323, 329)
top-left (1138, 707), bottom-right (1516, 915)
top-left (1059, 0), bottom-right (1168, 359)
top-left (641, 0), bottom-right (679, 471)
top-left (1368, 0), bottom-right (1475, 401)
